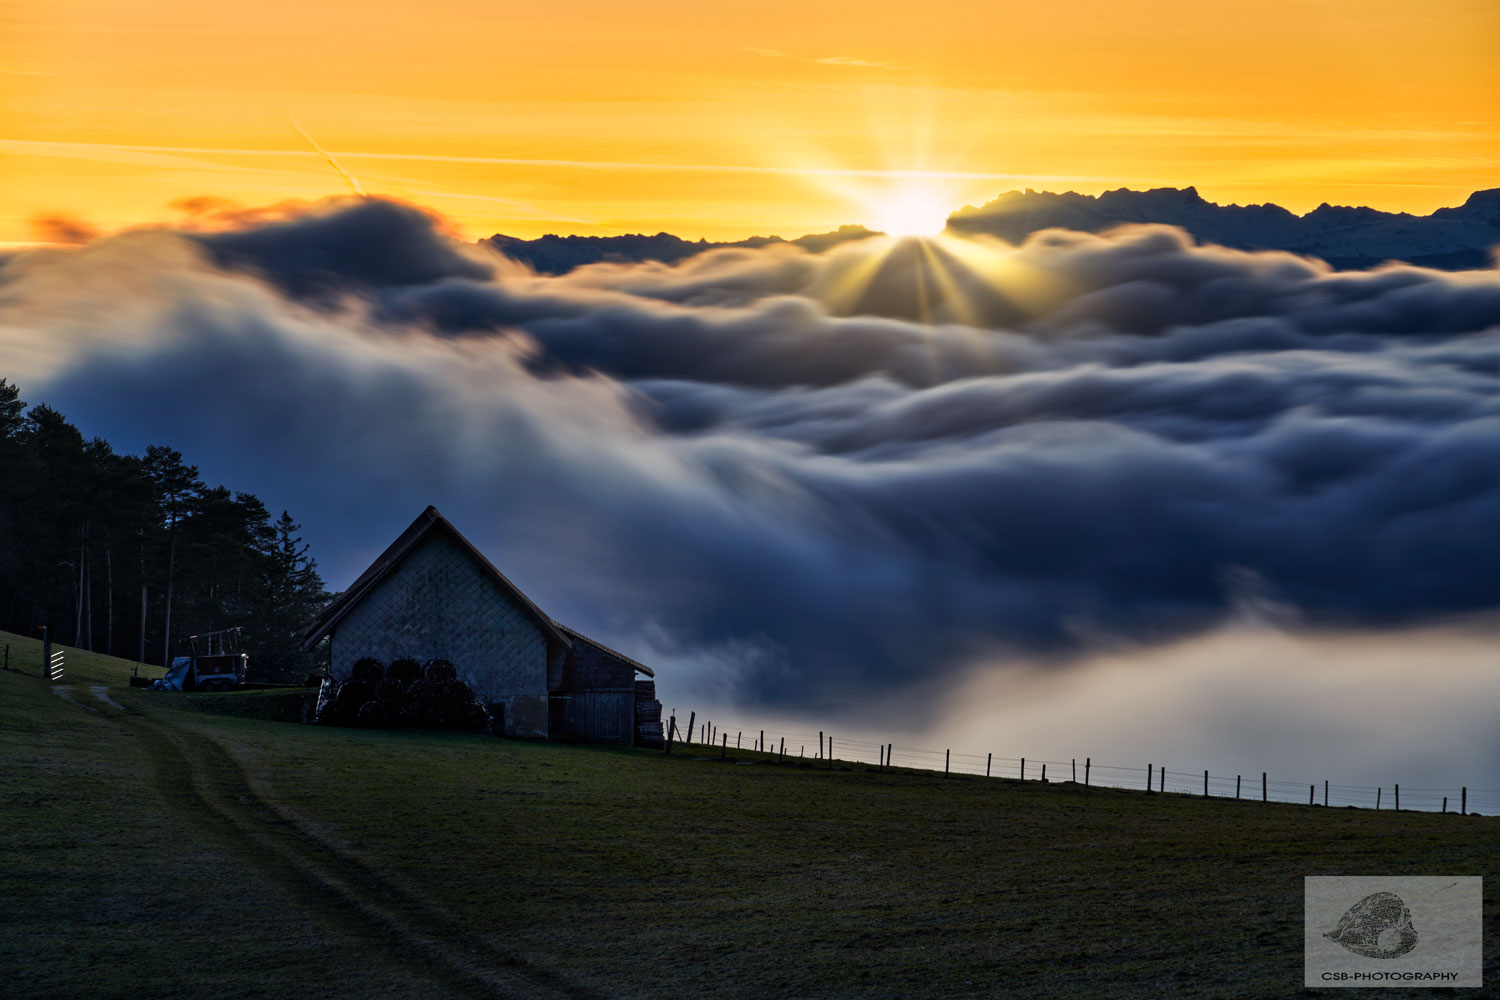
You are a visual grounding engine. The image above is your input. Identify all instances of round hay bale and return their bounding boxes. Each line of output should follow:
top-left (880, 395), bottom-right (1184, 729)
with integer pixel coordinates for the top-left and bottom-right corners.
top-left (375, 677), bottom-right (406, 705)
top-left (442, 680), bottom-right (475, 705)
top-left (425, 659), bottom-right (457, 683)
top-left (387, 658), bottom-right (423, 686)
top-left (355, 701), bottom-right (386, 728)
top-left (327, 679), bottom-right (372, 725)
top-left (338, 677), bottom-right (373, 704)
top-left (394, 699), bottom-right (421, 727)
top-left (351, 658), bottom-right (385, 685)
top-left (403, 680), bottom-right (439, 726)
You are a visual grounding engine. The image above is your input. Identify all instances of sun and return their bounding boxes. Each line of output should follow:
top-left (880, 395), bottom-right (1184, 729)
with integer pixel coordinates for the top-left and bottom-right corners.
top-left (867, 184), bottom-right (952, 238)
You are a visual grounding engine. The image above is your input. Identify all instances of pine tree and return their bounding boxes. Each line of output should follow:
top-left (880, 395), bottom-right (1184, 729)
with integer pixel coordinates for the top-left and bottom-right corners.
top-left (142, 445), bottom-right (202, 666)
top-left (250, 511), bottom-right (328, 683)
top-left (0, 379), bottom-right (24, 439)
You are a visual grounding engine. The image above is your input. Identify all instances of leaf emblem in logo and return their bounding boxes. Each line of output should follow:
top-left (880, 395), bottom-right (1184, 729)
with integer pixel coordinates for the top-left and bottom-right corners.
top-left (1325, 891), bottom-right (1418, 958)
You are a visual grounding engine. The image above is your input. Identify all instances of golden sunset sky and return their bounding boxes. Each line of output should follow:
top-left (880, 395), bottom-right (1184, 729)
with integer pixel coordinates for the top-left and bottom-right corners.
top-left (4, 0), bottom-right (1497, 244)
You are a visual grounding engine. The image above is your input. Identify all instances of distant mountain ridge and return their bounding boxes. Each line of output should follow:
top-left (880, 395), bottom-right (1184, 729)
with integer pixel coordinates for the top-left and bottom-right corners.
top-left (485, 188), bottom-right (1500, 274)
top-left (485, 225), bottom-right (878, 275)
top-left (949, 186), bottom-right (1500, 270)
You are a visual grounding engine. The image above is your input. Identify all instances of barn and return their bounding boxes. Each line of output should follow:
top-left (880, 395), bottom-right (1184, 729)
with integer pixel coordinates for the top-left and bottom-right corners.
top-left (300, 506), bottom-right (662, 745)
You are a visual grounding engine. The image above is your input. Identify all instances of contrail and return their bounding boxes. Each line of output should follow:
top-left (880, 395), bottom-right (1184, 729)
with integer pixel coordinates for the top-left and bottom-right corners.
top-left (291, 120), bottom-right (365, 197)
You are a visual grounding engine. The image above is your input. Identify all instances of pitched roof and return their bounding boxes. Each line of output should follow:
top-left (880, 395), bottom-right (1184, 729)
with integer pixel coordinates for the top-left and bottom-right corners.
top-left (301, 506), bottom-right (571, 651)
top-left (553, 622), bottom-right (655, 677)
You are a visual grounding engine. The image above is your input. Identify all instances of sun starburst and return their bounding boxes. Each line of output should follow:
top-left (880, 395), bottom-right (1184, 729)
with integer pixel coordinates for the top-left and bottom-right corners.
top-left (866, 183), bottom-right (951, 238)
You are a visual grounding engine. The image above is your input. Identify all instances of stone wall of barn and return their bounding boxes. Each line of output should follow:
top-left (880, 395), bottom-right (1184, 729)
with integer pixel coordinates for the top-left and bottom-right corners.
top-left (329, 531), bottom-right (550, 737)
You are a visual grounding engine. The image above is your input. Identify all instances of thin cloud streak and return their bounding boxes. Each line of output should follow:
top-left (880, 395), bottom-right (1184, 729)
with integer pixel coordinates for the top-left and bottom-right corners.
top-left (0, 139), bottom-right (1135, 185)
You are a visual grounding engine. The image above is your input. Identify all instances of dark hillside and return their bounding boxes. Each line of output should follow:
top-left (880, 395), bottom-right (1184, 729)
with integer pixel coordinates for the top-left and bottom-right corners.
top-left (4, 629), bottom-right (1494, 999)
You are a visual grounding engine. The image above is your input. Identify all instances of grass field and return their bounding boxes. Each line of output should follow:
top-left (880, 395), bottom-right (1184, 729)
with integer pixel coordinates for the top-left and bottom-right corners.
top-left (2, 629), bottom-right (1494, 999)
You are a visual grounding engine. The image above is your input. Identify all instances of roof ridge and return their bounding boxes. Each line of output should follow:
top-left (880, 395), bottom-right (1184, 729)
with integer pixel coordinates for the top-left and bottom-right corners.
top-left (301, 506), bottom-right (571, 651)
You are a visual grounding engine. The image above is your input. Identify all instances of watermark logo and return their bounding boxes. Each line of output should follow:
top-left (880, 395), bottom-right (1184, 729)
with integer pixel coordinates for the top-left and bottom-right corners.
top-left (1305, 876), bottom-right (1482, 988)
top-left (1324, 891), bottom-right (1418, 958)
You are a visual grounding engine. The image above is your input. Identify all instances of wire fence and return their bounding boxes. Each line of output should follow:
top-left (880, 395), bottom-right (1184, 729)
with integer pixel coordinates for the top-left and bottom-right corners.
top-left (663, 713), bottom-right (1500, 816)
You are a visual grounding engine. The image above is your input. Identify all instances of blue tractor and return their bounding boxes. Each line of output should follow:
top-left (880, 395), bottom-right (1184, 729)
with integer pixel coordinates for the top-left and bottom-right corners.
top-left (151, 627), bottom-right (250, 692)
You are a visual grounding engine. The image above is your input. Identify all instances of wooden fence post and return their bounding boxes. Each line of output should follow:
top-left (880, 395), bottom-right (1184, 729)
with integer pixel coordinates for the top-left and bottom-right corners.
top-left (780, 737), bottom-right (785, 758)
top-left (1262, 772), bottom-right (1267, 802)
top-left (1376, 787), bottom-right (1381, 810)
top-left (1395, 784), bottom-right (1400, 811)
top-left (828, 736), bottom-right (833, 768)
top-left (1309, 784), bottom-right (1314, 806)
top-left (986, 753), bottom-right (992, 778)
top-left (721, 733), bottom-right (726, 758)
top-left (760, 730), bottom-right (764, 753)
top-left (886, 743), bottom-right (892, 770)
top-left (1147, 763), bottom-right (1153, 792)
top-left (1324, 780), bottom-right (1329, 808)
top-left (818, 731), bottom-right (823, 759)
top-left (1461, 787), bottom-right (1466, 815)
top-left (737, 731), bottom-right (742, 749)
top-left (1160, 766), bottom-right (1165, 794)
top-left (945, 749), bottom-right (950, 775)
top-left (1204, 770), bottom-right (1209, 797)
top-left (1085, 758), bottom-right (1091, 786)
top-left (1041, 763), bottom-right (1047, 783)
top-left (1072, 759), bottom-right (1077, 783)
top-left (1236, 775), bottom-right (1241, 799)
top-left (1442, 796), bottom-right (1448, 814)
top-left (686, 712), bottom-right (695, 747)
top-left (1021, 758), bottom-right (1026, 781)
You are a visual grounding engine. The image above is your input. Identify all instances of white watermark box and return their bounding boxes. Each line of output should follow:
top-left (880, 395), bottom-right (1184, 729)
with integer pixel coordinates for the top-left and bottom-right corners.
top-left (1305, 876), bottom-right (1482, 988)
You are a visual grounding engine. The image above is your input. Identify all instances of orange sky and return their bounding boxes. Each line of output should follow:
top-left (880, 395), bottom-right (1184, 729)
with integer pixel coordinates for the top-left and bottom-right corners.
top-left (3, 0), bottom-right (1497, 244)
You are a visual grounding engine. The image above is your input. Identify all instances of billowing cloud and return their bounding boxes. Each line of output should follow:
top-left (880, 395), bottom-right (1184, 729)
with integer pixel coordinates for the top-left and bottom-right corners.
top-left (5, 197), bottom-right (1500, 733)
top-left (28, 213), bottom-right (99, 245)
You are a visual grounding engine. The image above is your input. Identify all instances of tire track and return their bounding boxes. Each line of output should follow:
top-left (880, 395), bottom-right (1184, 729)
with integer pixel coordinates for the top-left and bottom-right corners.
top-left (91, 694), bottom-right (601, 1000)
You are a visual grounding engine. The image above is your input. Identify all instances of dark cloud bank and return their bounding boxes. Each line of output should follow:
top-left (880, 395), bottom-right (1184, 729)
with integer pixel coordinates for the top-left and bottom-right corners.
top-left (7, 197), bottom-right (1500, 715)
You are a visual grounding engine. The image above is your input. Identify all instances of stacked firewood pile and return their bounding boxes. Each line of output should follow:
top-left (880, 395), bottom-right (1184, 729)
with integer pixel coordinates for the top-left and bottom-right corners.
top-left (635, 679), bottom-right (664, 748)
top-left (315, 657), bottom-right (490, 732)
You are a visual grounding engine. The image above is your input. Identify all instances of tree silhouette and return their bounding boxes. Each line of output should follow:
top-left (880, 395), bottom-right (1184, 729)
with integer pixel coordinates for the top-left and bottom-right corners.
top-left (0, 380), bottom-right (326, 679)
top-left (252, 512), bottom-right (328, 682)
top-left (142, 445), bottom-right (203, 666)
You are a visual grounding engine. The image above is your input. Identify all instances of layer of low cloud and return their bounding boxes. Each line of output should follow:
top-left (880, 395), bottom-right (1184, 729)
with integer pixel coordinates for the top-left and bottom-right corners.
top-left (5, 198), bottom-right (1500, 769)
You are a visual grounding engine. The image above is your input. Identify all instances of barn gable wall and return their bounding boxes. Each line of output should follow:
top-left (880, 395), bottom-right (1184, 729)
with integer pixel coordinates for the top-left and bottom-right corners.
top-left (329, 531), bottom-right (549, 737)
